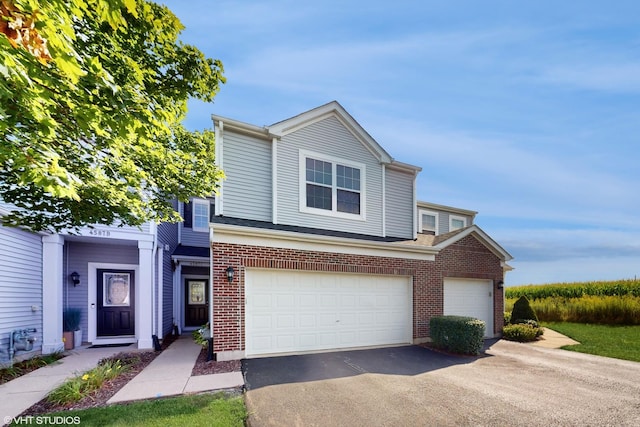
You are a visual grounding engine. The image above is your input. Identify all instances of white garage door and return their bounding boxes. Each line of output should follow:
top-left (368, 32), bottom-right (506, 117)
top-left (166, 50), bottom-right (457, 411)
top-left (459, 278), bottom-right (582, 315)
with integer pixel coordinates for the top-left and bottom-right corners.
top-left (443, 278), bottom-right (494, 338)
top-left (245, 269), bottom-right (412, 357)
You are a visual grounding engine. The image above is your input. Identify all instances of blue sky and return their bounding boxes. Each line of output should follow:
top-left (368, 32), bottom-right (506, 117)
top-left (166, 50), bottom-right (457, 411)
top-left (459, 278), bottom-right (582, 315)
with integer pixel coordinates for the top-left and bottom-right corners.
top-left (161, 0), bottom-right (640, 286)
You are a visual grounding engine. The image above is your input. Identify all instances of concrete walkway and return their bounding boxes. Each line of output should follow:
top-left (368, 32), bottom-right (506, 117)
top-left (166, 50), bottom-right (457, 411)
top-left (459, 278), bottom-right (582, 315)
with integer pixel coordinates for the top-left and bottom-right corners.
top-left (529, 327), bottom-right (580, 348)
top-left (0, 345), bottom-right (130, 425)
top-left (108, 336), bottom-right (244, 404)
top-left (0, 337), bottom-right (244, 425)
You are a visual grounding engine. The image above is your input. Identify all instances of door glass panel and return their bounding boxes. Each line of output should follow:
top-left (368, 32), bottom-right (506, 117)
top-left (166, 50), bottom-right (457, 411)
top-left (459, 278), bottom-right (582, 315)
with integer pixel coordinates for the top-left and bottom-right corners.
top-left (103, 273), bottom-right (130, 306)
top-left (189, 281), bottom-right (206, 305)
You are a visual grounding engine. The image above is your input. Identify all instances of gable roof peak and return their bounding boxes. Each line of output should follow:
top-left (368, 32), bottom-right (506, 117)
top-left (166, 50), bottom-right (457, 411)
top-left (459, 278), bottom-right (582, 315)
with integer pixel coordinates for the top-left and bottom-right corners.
top-left (268, 101), bottom-right (395, 164)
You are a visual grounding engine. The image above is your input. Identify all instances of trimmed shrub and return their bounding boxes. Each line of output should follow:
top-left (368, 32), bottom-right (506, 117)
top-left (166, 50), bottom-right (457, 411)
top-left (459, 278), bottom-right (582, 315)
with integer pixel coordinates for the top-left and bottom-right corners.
top-left (430, 315), bottom-right (485, 355)
top-left (504, 311), bottom-right (511, 326)
top-left (511, 296), bottom-right (538, 323)
top-left (503, 324), bottom-right (540, 342)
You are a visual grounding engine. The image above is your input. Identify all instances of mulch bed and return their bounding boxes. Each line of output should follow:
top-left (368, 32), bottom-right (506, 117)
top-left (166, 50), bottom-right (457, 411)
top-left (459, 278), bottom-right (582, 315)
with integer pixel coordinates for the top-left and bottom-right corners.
top-left (21, 350), bottom-right (158, 416)
top-left (18, 334), bottom-right (241, 416)
top-left (191, 347), bottom-right (241, 376)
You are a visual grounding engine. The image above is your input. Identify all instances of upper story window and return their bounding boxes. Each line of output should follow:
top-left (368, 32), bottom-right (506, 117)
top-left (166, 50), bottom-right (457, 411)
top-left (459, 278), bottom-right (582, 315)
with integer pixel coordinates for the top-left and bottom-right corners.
top-left (419, 210), bottom-right (438, 235)
top-left (300, 150), bottom-right (365, 220)
top-left (184, 198), bottom-right (214, 232)
top-left (450, 215), bottom-right (467, 231)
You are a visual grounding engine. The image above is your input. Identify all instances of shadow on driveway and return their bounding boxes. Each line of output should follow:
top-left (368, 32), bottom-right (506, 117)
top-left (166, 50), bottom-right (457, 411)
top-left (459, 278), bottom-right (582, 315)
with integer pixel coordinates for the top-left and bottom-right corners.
top-left (243, 340), bottom-right (497, 390)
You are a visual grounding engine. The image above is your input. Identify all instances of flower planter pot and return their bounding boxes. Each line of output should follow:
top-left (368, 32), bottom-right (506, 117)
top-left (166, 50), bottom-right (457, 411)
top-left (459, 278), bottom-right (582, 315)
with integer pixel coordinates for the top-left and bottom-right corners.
top-left (63, 331), bottom-right (74, 350)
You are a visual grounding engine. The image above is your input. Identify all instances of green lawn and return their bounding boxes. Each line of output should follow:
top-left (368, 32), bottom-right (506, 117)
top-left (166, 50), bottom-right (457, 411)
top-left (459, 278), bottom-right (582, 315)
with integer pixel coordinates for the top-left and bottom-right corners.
top-left (544, 322), bottom-right (640, 362)
top-left (23, 393), bottom-right (246, 427)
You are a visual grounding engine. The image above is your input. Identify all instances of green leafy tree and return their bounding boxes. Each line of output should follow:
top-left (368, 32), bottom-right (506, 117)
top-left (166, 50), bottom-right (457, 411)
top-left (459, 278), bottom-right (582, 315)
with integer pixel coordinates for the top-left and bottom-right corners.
top-left (0, 0), bottom-right (225, 232)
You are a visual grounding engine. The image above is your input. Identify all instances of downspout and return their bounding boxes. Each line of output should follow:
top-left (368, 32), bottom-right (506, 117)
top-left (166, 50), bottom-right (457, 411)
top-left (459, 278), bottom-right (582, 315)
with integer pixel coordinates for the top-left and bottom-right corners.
top-left (157, 245), bottom-right (164, 342)
top-left (207, 226), bottom-right (215, 361)
top-left (150, 234), bottom-right (161, 350)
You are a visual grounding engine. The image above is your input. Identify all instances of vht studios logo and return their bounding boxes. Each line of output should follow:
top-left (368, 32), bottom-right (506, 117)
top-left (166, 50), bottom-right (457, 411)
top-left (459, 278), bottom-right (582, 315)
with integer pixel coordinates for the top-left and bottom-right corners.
top-left (4, 415), bottom-right (81, 425)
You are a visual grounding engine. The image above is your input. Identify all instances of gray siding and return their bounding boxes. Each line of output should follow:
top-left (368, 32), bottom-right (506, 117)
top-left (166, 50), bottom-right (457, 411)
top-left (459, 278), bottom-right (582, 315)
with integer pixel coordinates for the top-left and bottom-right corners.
top-left (385, 169), bottom-right (415, 238)
top-left (65, 242), bottom-right (138, 339)
top-left (0, 226), bottom-right (43, 363)
top-left (276, 116), bottom-right (384, 235)
top-left (222, 132), bottom-right (272, 221)
top-left (180, 200), bottom-right (209, 247)
top-left (157, 220), bottom-right (178, 338)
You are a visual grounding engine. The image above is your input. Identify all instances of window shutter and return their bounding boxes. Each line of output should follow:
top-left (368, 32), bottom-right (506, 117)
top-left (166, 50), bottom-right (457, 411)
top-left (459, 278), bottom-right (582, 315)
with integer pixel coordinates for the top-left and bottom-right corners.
top-left (183, 202), bottom-right (192, 228)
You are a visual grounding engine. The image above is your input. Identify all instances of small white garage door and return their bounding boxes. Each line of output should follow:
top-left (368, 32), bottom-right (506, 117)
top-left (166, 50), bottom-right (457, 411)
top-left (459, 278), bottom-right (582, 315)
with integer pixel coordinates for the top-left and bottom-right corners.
top-left (245, 269), bottom-right (412, 357)
top-left (443, 278), bottom-right (494, 338)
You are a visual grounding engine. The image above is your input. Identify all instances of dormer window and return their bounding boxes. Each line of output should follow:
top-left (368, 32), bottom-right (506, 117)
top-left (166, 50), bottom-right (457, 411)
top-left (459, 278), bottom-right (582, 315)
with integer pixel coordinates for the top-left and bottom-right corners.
top-left (450, 215), bottom-right (467, 231)
top-left (419, 210), bottom-right (439, 235)
top-left (300, 150), bottom-right (365, 220)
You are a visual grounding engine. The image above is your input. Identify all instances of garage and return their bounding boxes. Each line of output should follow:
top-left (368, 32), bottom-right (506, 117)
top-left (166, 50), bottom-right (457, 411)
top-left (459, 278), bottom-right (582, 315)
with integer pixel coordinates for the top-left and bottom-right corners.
top-left (443, 278), bottom-right (494, 337)
top-left (245, 269), bottom-right (413, 357)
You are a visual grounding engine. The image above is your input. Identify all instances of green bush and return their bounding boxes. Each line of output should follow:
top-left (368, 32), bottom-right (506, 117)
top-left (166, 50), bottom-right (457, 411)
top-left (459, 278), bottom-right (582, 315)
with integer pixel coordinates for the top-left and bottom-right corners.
top-left (504, 311), bottom-right (511, 326)
top-left (503, 324), bottom-right (540, 342)
top-left (511, 295), bottom-right (538, 323)
top-left (192, 323), bottom-right (210, 348)
top-left (430, 315), bottom-right (485, 355)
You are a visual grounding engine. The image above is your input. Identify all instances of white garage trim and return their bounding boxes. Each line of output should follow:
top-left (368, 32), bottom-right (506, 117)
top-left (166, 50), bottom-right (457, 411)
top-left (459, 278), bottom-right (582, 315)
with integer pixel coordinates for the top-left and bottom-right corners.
top-left (443, 278), bottom-right (494, 338)
top-left (245, 269), bottom-right (413, 357)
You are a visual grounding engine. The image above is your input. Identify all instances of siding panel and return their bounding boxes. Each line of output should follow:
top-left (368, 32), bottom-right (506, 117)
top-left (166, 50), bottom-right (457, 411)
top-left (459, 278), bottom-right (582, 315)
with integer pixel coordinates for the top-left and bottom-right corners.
top-left (385, 169), bottom-right (414, 238)
top-left (0, 226), bottom-right (43, 363)
top-left (158, 220), bottom-right (178, 338)
top-left (65, 242), bottom-right (138, 339)
top-left (223, 132), bottom-right (272, 221)
top-left (276, 116), bottom-right (383, 235)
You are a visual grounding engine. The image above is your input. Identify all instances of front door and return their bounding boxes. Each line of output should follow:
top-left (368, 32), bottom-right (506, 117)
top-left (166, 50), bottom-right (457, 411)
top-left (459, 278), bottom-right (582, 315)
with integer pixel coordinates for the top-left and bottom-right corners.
top-left (97, 269), bottom-right (135, 336)
top-left (185, 279), bottom-right (208, 327)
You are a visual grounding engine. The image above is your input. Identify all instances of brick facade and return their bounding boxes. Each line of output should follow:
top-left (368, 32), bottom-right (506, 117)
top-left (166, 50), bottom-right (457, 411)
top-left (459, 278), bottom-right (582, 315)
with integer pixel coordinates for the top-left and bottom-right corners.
top-left (211, 233), bottom-right (504, 355)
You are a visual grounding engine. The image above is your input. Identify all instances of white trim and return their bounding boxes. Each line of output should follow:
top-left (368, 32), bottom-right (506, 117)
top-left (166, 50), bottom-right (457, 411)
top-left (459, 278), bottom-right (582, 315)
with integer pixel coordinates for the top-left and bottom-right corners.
top-left (449, 214), bottom-right (467, 231)
top-left (417, 200), bottom-right (477, 219)
top-left (433, 224), bottom-right (513, 261)
top-left (412, 172), bottom-right (417, 239)
top-left (192, 198), bottom-right (210, 233)
top-left (157, 246), bottom-right (164, 339)
top-left (418, 209), bottom-right (439, 235)
top-left (212, 223), bottom-right (437, 261)
top-left (298, 149), bottom-right (366, 221)
top-left (88, 262), bottom-right (139, 345)
top-left (272, 137), bottom-right (278, 224)
top-left (214, 120), bottom-right (223, 216)
top-left (42, 234), bottom-right (64, 354)
top-left (381, 164), bottom-right (386, 237)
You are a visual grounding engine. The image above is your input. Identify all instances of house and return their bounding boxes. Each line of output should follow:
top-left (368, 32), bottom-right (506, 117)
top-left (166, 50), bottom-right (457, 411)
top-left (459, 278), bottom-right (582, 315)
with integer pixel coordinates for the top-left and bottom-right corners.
top-left (0, 199), bottom-right (177, 366)
top-left (0, 101), bottom-right (512, 366)
top-left (174, 101), bottom-right (512, 361)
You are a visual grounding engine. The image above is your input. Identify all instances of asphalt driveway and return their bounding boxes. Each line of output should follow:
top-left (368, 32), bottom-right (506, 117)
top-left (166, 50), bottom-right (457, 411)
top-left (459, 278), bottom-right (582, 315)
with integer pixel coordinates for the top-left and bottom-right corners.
top-left (243, 340), bottom-right (640, 426)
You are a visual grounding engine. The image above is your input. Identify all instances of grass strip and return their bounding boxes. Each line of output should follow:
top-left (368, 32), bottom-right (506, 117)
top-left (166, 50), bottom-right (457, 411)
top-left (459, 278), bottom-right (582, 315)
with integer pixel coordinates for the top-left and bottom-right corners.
top-left (37, 393), bottom-right (246, 427)
top-left (545, 322), bottom-right (640, 362)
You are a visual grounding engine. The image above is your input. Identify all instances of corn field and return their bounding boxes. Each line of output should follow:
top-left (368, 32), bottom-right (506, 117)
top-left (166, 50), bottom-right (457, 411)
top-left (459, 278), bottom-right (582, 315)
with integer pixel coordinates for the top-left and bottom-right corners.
top-left (505, 279), bottom-right (640, 325)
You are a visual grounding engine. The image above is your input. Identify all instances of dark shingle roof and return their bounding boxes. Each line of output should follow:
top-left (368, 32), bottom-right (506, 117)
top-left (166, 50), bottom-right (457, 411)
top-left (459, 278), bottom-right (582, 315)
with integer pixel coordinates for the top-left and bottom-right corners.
top-left (172, 244), bottom-right (209, 258)
top-left (212, 216), bottom-right (409, 243)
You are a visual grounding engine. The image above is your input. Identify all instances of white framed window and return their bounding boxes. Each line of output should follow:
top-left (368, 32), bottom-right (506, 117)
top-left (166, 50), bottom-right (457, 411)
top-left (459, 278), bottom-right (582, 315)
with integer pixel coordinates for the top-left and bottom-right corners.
top-left (299, 150), bottom-right (365, 220)
top-left (192, 198), bottom-right (211, 232)
top-left (450, 215), bottom-right (467, 231)
top-left (419, 209), bottom-right (439, 235)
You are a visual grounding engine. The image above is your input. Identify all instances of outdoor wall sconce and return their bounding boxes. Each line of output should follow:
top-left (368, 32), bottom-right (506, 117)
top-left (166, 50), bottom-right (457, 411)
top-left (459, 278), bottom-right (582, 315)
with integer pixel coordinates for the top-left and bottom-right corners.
top-left (70, 271), bottom-right (80, 287)
top-left (496, 280), bottom-right (504, 289)
top-left (226, 266), bottom-right (235, 283)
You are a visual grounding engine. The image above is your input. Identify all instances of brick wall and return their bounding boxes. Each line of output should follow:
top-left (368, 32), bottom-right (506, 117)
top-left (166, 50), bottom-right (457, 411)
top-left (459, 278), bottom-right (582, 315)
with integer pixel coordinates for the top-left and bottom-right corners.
top-left (211, 233), bottom-right (504, 353)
